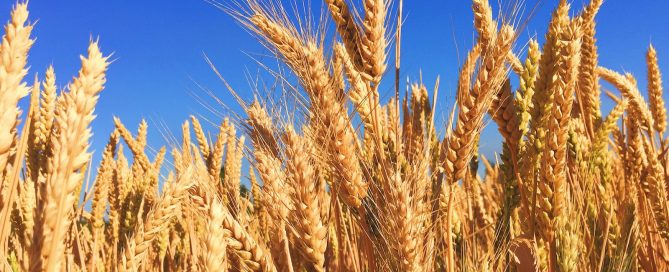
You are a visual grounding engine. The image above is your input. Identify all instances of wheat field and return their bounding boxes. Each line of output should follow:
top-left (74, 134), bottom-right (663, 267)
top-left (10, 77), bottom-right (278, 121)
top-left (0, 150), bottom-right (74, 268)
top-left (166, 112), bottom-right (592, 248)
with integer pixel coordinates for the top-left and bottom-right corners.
top-left (0, 0), bottom-right (667, 271)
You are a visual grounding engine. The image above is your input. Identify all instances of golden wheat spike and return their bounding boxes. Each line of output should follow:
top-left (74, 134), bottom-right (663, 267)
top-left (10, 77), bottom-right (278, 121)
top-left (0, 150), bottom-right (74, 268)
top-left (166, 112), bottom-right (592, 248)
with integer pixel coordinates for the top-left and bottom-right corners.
top-left (33, 40), bottom-right (109, 271)
top-left (647, 44), bottom-right (666, 135)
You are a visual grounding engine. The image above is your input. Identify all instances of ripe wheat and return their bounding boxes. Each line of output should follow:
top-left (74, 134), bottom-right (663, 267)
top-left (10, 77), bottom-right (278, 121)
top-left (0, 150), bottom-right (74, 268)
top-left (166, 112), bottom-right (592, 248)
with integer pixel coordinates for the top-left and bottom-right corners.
top-left (0, 0), bottom-right (668, 271)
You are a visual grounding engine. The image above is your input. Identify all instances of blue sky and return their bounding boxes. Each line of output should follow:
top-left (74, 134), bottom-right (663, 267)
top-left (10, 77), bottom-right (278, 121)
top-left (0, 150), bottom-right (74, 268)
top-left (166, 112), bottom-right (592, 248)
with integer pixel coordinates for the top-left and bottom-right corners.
top-left (3, 0), bottom-right (668, 171)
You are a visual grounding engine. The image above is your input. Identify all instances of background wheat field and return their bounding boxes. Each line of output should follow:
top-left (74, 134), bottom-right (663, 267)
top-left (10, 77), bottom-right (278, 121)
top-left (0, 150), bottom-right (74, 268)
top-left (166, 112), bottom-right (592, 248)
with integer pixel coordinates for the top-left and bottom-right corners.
top-left (0, 0), bottom-right (668, 271)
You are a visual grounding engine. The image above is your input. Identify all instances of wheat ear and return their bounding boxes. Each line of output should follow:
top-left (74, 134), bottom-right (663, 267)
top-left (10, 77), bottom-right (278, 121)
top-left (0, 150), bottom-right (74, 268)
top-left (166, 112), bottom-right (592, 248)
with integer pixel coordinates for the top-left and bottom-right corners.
top-left (284, 126), bottom-right (327, 271)
top-left (360, 0), bottom-right (388, 86)
top-left (647, 44), bottom-right (666, 135)
top-left (444, 25), bottom-right (515, 183)
top-left (123, 167), bottom-right (193, 271)
top-left (472, 0), bottom-right (497, 48)
top-left (576, 0), bottom-right (603, 134)
top-left (91, 131), bottom-right (119, 241)
top-left (597, 67), bottom-right (654, 132)
top-left (190, 115), bottom-right (210, 158)
top-left (0, 3), bottom-right (33, 175)
top-left (200, 194), bottom-right (228, 271)
top-left (33, 40), bottom-right (109, 271)
top-left (335, 43), bottom-right (378, 133)
top-left (250, 12), bottom-right (368, 207)
top-left (223, 205), bottom-right (277, 272)
top-left (34, 66), bottom-right (57, 171)
top-left (325, 0), bottom-right (364, 71)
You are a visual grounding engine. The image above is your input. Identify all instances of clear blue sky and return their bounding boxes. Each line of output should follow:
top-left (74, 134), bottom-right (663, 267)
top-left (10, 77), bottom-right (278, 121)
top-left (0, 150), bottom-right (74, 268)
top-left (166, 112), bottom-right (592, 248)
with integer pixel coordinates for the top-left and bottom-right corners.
top-left (3, 0), bottom-right (668, 168)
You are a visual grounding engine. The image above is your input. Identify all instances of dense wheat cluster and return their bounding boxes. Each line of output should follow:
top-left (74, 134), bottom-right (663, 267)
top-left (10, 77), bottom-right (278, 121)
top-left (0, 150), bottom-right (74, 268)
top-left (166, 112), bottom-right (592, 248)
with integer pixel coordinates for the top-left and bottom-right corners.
top-left (0, 0), bottom-right (667, 271)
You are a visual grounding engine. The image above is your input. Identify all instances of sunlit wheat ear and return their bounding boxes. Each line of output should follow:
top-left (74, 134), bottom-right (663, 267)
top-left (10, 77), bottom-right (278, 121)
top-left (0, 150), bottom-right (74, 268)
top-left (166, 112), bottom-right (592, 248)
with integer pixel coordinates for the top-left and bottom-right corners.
top-left (114, 117), bottom-right (152, 173)
top-left (107, 142), bottom-right (127, 250)
top-left (284, 126), bottom-right (327, 271)
top-left (576, 0), bottom-right (603, 133)
top-left (246, 101), bottom-right (279, 157)
top-left (542, 1), bottom-right (582, 228)
top-left (518, 3), bottom-right (571, 249)
top-left (123, 167), bottom-right (193, 271)
top-left (35, 66), bottom-right (57, 167)
top-left (647, 45), bottom-right (666, 135)
top-left (472, 0), bottom-right (497, 47)
top-left (25, 75), bottom-right (42, 183)
top-left (208, 118), bottom-right (230, 190)
top-left (247, 7), bottom-right (368, 208)
top-left (33, 40), bottom-right (109, 272)
top-left (223, 206), bottom-right (277, 272)
top-left (597, 66), bottom-right (654, 132)
top-left (1, 0), bottom-right (668, 271)
top-left (444, 24), bottom-right (515, 183)
top-left (360, 0), bottom-right (388, 86)
top-left (191, 178), bottom-right (277, 272)
top-left (592, 99), bottom-right (627, 155)
top-left (91, 131), bottom-right (119, 243)
top-left (0, 3), bottom-right (33, 175)
top-left (189, 115), bottom-right (210, 158)
top-left (197, 193), bottom-right (228, 271)
top-left (218, 123), bottom-right (243, 218)
top-left (335, 42), bottom-right (383, 138)
top-left (443, 0), bottom-right (514, 183)
top-left (641, 137), bottom-right (669, 240)
top-left (490, 80), bottom-right (520, 163)
top-left (325, 0), bottom-right (364, 71)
